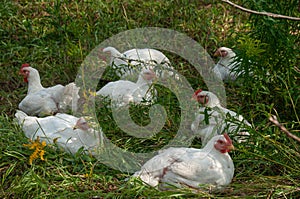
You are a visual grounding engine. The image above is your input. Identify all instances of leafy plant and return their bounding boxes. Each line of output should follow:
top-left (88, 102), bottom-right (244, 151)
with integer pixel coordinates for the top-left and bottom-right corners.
top-left (0, 0), bottom-right (299, 198)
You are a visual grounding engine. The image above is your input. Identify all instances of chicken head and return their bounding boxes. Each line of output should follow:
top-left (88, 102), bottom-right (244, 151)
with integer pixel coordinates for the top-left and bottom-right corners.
top-left (141, 68), bottom-right (156, 81)
top-left (20, 63), bottom-right (31, 83)
top-left (213, 47), bottom-right (233, 58)
top-left (214, 133), bottom-right (234, 153)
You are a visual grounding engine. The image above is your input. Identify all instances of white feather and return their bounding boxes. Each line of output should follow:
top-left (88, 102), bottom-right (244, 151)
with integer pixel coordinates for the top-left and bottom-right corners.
top-left (213, 47), bottom-right (242, 81)
top-left (133, 134), bottom-right (234, 189)
top-left (15, 110), bottom-right (101, 154)
top-left (192, 90), bottom-right (251, 146)
top-left (18, 66), bottom-right (80, 116)
top-left (103, 46), bottom-right (173, 80)
top-left (96, 68), bottom-right (156, 106)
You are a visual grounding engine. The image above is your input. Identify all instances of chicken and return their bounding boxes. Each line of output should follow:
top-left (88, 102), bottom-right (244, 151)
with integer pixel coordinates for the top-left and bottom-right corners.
top-left (213, 47), bottom-right (241, 81)
top-left (133, 134), bottom-right (234, 190)
top-left (15, 110), bottom-right (101, 155)
top-left (59, 82), bottom-right (80, 112)
top-left (18, 64), bottom-right (79, 116)
top-left (103, 46), bottom-right (173, 80)
top-left (96, 68), bottom-right (156, 106)
top-left (191, 89), bottom-right (250, 146)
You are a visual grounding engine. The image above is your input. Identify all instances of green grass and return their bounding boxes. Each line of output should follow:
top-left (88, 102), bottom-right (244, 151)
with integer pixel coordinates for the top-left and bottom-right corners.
top-left (1, 0), bottom-right (300, 198)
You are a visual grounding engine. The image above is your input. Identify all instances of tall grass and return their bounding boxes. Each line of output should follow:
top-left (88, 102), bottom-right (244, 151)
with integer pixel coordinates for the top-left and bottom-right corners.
top-left (0, 0), bottom-right (299, 198)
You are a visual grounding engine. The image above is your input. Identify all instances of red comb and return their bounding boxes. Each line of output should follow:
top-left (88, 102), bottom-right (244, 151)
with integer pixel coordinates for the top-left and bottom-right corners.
top-left (223, 133), bottom-right (232, 145)
top-left (192, 89), bottom-right (202, 99)
top-left (21, 63), bottom-right (30, 69)
top-left (20, 63), bottom-right (30, 83)
top-left (194, 89), bottom-right (202, 95)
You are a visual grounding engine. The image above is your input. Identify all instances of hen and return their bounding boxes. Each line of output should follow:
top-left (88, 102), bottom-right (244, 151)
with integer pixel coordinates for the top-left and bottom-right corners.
top-left (15, 110), bottom-right (101, 155)
top-left (133, 134), bottom-right (234, 190)
top-left (96, 68), bottom-right (156, 106)
top-left (191, 89), bottom-right (250, 146)
top-left (103, 46), bottom-right (173, 80)
top-left (18, 64), bottom-right (79, 116)
top-left (213, 47), bottom-right (241, 81)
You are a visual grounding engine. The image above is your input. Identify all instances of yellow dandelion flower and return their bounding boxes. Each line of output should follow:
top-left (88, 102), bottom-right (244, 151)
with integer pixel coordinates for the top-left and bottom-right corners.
top-left (83, 90), bottom-right (88, 99)
top-left (41, 140), bottom-right (46, 147)
top-left (23, 136), bottom-right (47, 165)
top-left (88, 89), bottom-right (97, 97)
top-left (83, 88), bottom-right (97, 99)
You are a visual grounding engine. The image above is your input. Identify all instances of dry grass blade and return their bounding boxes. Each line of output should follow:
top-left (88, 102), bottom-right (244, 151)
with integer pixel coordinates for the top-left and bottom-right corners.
top-left (269, 115), bottom-right (300, 143)
top-left (222, 0), bottom-right (300, 21)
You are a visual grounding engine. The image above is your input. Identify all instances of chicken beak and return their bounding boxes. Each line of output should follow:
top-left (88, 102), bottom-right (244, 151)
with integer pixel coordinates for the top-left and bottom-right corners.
top-left (73, 118), bottom-right (90, 131)
top-left (152, 72), bottom-right (157, 80)
top-left (19, 69), bottom-right (25, 75)
top-left (214, 49), bottom-right (221, 57)
top-left (227, 144), bottom-right (235, 151)
top-left (19, 69), bottom-right (29, 83)
top-left (191, 94), bottom-right (197, 101)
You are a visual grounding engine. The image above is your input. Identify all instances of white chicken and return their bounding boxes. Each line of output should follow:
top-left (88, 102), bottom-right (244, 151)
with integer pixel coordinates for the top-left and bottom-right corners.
top-left (133, 134), bottom-right (234, 190)
top-left (18, 64), bottom-right (79, 116)
top-left (213, 47), bottom-right (241, 81)
top-left (15, 110), bottom-right (101, 155)
top-left (96, 68), bottom-right (156, 106)
top-left (59, 82), bottom-right (80, 113)
top-left (103, 46), bottom-right (173, 80)
top-left (191, 89), bottom-right (251, 146)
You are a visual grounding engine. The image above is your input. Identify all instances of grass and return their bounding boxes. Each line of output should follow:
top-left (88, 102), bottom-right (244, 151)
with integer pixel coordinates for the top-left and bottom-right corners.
top-left (1, 0), bottom-right (300, 198)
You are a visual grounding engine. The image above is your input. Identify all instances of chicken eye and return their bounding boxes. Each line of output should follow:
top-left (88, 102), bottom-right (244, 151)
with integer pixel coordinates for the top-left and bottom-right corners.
top-left (217, 140), bottom-right (224, 144)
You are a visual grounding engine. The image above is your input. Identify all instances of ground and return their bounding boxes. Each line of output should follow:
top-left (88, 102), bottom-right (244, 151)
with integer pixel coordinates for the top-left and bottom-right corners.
top-left (0, 0), bottom-right (299, 198)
